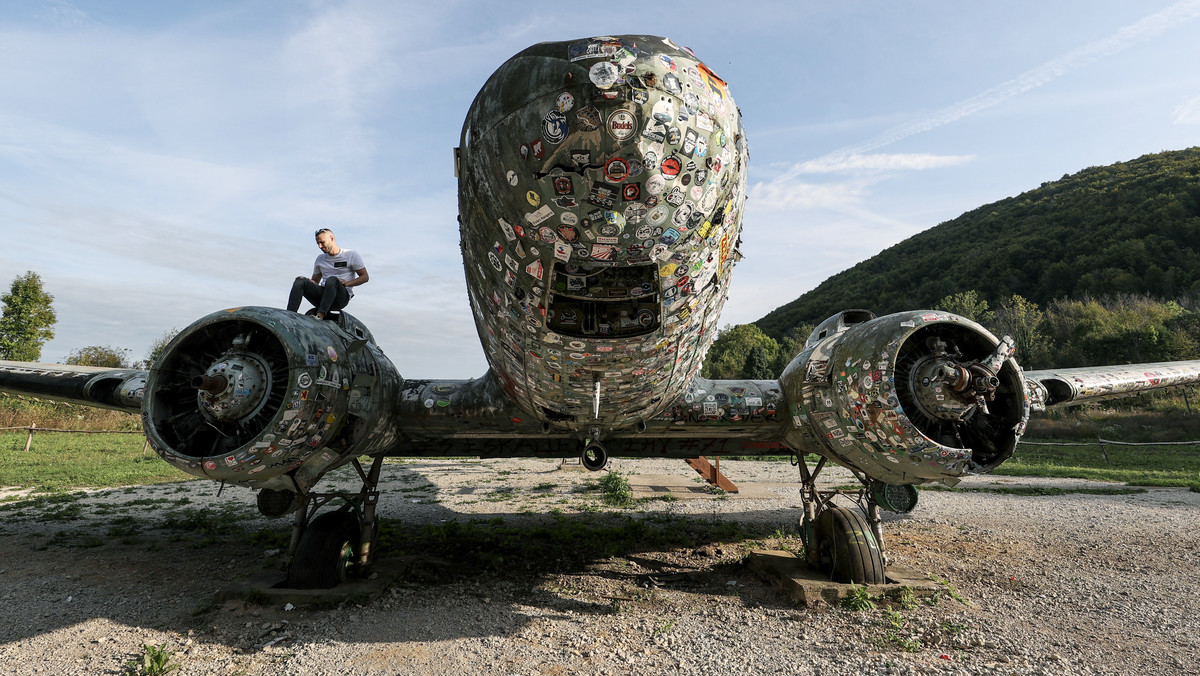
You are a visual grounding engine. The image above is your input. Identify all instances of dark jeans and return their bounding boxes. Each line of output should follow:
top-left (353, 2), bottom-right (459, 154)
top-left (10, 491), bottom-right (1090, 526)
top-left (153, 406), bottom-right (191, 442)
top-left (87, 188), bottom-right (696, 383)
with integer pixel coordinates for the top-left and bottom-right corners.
top-left (288, 277), bottom-right (350, 316)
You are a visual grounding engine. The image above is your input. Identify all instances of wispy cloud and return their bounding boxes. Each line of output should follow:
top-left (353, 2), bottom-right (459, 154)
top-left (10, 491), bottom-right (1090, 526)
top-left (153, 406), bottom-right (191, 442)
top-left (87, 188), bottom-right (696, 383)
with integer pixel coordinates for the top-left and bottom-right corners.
top-left (1174, 94), bottom-right (1200, 124)
top-left (755, 0), bottom-right (1200, 209)
top-left (793, 153), bottom-right (975, 174)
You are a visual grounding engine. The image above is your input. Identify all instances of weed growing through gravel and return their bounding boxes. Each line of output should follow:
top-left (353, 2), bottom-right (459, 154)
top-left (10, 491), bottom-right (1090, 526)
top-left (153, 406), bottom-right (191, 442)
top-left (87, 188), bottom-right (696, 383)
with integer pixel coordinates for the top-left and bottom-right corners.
top-left (933, 577), bottom-right (970, 605)
top-left (841, 586), bottom-right (876, 611)
top-left (881, 609), bottom-right (922, 652)
top-left (122, 643), bottom-right (177, 676)
top-left (598, 472), bottom-right (633, 507)
top-left (892, 583), bottom-right (916, 609)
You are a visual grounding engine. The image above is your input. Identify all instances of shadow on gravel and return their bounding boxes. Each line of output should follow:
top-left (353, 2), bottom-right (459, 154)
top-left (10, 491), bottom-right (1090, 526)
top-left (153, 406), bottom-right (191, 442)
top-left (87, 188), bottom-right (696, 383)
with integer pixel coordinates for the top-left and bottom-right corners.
top-left (0, 463), bottom-right (826, 651)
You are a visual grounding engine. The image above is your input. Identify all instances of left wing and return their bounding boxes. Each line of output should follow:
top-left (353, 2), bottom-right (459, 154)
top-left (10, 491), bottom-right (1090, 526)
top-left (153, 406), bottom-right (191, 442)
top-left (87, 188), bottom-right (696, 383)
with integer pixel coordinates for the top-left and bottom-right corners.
top-left (1024, 360), bottom-right (1200, 410)
top-left (0, 360), bottom-right (146, 413)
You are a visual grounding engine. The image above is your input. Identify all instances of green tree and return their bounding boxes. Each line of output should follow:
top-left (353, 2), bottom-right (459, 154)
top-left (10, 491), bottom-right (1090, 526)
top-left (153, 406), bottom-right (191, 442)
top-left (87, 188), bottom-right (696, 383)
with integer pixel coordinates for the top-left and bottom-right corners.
top-left (140, 328), bottom-right (180, 368)
top-left (0, 271), bottom-right (57, 362)
top-left (742, 345), bottom-right (775, 379)
top-left (65, 345), bottom-right (132, 368)
top-left (992, 294), bottom-right (1045, 367)
top-left (702, 324), bottom-right (780, 379)
top-left (937, 290), bottom-right (994, 325)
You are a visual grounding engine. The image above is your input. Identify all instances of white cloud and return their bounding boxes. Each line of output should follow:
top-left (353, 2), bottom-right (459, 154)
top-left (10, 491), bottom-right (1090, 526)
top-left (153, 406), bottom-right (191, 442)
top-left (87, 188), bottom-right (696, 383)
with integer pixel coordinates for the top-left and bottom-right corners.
top-left (792, 153), bottom-right (975, 174)
top-left (1173, 94), bottom-right (1200, 124)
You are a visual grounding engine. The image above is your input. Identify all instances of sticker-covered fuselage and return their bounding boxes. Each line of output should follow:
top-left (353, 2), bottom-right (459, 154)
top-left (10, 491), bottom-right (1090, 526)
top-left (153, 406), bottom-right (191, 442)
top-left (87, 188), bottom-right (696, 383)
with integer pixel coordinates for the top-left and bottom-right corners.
top-left (457, 35), bottom-right (749, 430)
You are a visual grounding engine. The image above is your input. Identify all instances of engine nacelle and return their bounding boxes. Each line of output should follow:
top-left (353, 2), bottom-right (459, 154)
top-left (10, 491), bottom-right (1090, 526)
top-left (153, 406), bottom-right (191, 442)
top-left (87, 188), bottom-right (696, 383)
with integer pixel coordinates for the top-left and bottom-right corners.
top-left (780, 310), bottom-right (1030, 485)
top-left (143, 307), bottom-right (403, 492)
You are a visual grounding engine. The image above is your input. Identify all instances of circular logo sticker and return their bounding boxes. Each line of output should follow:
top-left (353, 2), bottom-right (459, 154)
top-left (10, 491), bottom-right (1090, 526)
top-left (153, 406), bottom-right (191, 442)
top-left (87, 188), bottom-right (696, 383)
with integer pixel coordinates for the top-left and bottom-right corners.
top-left (607, 110), bottom-right (637, 141)
top-left (604, 157), bottom-right (630, 182)
top-left (542, 111), bottom-right (568, 144)
top-left (645, 174), bottom-right (666, 195)
top-left (660, 156), bottom-right (682, 179)
top-left (589, 62), bottom-right (620, 89)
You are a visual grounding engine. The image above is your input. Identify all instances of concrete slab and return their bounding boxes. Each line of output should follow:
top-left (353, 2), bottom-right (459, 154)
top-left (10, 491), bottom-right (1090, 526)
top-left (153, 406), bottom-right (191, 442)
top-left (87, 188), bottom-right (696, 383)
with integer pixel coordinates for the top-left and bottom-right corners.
top-left (214, 556), bottom-right (414, 607)
top-left (747, 550), bottom-right (944, 607)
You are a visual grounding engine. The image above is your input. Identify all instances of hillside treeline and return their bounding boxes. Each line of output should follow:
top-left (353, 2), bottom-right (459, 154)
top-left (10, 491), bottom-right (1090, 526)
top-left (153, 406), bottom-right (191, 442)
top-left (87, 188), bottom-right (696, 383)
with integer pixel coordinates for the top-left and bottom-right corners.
top-left (704, 293), bottom-right (1200, 379)
top-left (756, 147), bottom-right (1200, 339)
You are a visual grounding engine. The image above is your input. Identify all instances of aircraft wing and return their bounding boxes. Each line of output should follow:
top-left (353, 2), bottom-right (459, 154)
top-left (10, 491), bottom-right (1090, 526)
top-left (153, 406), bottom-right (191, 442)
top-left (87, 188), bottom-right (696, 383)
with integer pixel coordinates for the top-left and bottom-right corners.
top-left (0, 360), bottom-right (146, 413)
top-left (1024, 360), bottom-right (1200, 410)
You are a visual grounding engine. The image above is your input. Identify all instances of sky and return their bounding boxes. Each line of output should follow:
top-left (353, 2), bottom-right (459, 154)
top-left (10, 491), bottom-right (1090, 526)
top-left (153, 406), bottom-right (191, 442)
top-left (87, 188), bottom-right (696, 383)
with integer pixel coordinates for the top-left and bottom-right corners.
top-left (2, 0), bottom-right (1198, 379)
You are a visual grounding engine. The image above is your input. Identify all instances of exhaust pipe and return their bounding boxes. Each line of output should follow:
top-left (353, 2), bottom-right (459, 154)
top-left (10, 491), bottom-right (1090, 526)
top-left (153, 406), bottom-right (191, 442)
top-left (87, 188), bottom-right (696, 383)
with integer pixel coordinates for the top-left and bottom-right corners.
top-left (581, 442), bottom-right (608, 471)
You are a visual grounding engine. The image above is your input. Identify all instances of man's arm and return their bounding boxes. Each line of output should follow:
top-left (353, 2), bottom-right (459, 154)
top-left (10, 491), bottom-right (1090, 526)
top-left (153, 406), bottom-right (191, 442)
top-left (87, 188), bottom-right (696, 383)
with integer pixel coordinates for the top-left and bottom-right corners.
top-left (311, 271), bottom-right (323, 284)
top-left (346, 267), bottom-right (369, 288)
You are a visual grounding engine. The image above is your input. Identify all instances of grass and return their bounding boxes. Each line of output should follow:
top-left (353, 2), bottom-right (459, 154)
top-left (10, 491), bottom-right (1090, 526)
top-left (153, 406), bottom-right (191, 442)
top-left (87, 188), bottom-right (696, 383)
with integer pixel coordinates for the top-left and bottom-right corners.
top-left (0, 432), bottom-right (193, 491)
top-left (922, 485), bottom-right (1147, 496)
top-left (1001, 439), bottom-right (1200, 489)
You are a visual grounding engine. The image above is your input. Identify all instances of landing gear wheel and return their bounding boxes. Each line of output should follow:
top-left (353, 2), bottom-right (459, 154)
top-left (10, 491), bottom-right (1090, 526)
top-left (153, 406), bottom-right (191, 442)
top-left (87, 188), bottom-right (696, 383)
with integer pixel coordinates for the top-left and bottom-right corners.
top-left (287, 511), bottom-right (361, 589)
top-left (814, 506), bottom-right (886, 584)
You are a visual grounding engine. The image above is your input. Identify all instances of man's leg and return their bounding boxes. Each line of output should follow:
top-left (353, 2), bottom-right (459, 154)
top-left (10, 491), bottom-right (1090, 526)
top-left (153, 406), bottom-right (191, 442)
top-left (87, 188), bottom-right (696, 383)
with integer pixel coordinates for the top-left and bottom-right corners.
top-left (288, 277), bottom-right (323, 312)
top-left (316, 278), bottom-right (351, 318)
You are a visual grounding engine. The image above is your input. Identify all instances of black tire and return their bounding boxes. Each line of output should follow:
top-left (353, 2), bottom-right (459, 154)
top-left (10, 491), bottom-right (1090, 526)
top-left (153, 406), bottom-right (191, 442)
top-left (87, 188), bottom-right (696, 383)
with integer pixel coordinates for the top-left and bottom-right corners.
top-left (814, 506), bottom-right (886, 584)
top-left (287, 511), bottom-right (361, 589)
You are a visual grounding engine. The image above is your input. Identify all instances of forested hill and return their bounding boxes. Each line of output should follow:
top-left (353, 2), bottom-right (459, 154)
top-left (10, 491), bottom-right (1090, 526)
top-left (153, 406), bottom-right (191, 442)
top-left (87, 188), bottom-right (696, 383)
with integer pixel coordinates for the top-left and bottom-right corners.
top-left (755, 147), bottom-right (1200, 339)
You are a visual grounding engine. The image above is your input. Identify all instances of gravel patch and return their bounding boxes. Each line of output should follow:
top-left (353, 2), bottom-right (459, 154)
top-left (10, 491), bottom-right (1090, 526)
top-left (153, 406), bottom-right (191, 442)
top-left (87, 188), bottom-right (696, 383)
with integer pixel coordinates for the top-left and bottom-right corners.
top-left (1, 458), bottom-right (1196, 675)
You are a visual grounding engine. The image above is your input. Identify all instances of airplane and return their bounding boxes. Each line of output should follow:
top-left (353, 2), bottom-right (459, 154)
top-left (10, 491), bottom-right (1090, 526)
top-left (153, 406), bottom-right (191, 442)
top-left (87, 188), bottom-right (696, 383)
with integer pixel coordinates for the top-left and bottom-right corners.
top-left (4, 34), bottom-right (1200, 589)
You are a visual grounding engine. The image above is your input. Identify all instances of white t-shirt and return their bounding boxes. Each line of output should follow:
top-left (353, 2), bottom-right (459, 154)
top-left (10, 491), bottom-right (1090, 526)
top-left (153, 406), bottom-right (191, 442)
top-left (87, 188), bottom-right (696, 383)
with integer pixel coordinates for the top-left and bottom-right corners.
top-left (313, 249), bottom-right (366, 297)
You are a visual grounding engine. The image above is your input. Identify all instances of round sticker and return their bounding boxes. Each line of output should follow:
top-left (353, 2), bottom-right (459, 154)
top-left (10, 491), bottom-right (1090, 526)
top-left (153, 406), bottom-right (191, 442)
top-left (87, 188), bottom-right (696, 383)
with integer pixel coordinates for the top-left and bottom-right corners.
top-left (645, 174), bottom-right (666, 195)
top-left (589, 62), bottom-right (620, 89)
top-left (604, 157), bottom-right (630, 182)
top-left (556, 91), bottom-right (575, 113)
top-left (660, 157), bottom-right (682, 179)
top-left (506, 171), bottom-right (518, 186)
top-left (542, 111), bottom-right (568, 145)
top-left (607, 110), bottom-right (637, 141)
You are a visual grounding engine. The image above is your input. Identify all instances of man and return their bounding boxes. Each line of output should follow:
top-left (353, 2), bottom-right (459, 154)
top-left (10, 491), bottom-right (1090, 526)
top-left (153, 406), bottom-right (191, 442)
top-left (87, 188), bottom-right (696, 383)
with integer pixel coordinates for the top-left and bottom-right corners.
top-left (287, 228), bottom-right (369, 319)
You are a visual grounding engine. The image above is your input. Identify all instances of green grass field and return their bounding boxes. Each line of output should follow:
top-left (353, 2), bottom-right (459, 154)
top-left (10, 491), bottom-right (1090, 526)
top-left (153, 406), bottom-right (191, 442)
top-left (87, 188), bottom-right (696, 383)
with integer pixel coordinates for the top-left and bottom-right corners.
top-left (2, 431), bottom-right (1198, 494)
top-left (1001, 439), bottom-right (1200, 490)
top-left (0, 431), bottom-right (195, 493)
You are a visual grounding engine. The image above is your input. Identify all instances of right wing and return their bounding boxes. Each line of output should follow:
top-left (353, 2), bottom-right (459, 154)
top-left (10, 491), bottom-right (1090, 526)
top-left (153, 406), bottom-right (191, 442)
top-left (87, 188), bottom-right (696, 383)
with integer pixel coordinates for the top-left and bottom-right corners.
top-left (1024, 360), bottom-right (1200, 410)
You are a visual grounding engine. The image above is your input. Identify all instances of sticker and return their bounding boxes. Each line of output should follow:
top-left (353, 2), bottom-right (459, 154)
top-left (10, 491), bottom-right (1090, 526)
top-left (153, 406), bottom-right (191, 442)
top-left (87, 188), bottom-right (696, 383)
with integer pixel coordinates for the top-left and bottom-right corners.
top-left (327, 346), bottom-right (338, 362)
top-left (297, 373), bottom-right (312, 388)
top-left (607, 110), bottom-right (637, 141)
top-left (622, 183), bottom-right (641, 201)
top-left (554, 176), bottom-right (573, 195)
top-left (526, 190), bottom-right (541, 207)
top-left (604, 157), bottom-right (630, 182)
top-left (542, 111), bottom-right (568, 144)
top-left (589, 61), bottom-right (620, 89)
top-left (556, 91), bottom-right (575, 113)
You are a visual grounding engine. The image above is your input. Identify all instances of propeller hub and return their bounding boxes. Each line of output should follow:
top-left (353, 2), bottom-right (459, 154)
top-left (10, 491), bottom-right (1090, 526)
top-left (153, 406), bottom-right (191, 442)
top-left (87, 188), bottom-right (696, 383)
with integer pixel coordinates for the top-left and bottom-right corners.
top-left (196, 352), bottom-right (271, 423)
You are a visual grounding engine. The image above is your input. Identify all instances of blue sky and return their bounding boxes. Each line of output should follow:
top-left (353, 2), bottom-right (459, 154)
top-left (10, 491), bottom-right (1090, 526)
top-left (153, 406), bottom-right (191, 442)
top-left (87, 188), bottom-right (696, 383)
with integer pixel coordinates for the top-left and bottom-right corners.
top-left (2, 0), bottom-right (1198, 378)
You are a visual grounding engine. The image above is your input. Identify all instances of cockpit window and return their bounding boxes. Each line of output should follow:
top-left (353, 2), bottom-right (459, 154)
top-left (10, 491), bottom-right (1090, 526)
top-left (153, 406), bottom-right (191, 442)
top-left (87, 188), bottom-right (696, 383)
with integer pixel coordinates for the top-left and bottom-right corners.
top-left (547, 262), bottom-right (660, 338)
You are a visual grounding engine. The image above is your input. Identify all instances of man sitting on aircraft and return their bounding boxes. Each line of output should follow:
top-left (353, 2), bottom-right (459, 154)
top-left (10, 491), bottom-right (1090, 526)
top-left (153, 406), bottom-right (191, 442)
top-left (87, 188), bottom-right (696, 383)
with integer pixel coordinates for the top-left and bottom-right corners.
top-left (286, 228), bottom-right (369, 320)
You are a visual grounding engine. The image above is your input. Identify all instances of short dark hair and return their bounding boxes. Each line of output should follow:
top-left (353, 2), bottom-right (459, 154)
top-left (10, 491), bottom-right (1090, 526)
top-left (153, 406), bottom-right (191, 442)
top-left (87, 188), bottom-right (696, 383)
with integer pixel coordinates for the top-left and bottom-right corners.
top-left (314, 228), bottom-right (332, 237)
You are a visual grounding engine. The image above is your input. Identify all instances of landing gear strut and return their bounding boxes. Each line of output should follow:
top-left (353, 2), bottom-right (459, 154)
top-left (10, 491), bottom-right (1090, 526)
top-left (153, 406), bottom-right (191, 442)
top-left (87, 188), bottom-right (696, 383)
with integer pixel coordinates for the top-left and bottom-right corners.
top-left (284, 456), bottom-right (384, 589)
top-left (794, 454), bottom-right (887, 584)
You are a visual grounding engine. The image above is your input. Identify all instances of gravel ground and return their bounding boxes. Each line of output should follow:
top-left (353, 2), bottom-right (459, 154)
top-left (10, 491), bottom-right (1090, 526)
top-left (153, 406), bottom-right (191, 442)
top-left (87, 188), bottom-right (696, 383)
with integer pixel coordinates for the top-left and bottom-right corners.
top-left (1, 457), bottom-right (1197, 675)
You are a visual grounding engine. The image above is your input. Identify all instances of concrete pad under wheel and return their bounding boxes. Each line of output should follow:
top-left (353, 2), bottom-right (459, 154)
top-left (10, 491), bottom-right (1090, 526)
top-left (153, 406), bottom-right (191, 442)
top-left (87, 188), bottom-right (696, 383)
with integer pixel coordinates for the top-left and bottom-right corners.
top-left (747, 550), bottom-right (944, 607)
top-left (214, 556), bottom-right (414, 607)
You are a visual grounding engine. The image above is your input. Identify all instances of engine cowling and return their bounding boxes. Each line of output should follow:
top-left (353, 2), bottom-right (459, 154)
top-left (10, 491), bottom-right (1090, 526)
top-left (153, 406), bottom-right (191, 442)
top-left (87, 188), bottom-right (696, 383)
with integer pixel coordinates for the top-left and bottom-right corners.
top-left (142, 307), bottom-right (402, 492)
top-left (780, 310), bottom-right (1030, 485)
